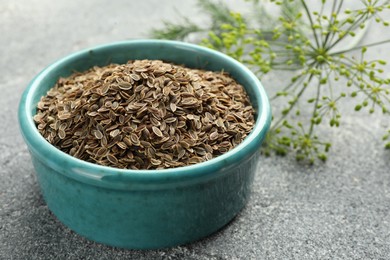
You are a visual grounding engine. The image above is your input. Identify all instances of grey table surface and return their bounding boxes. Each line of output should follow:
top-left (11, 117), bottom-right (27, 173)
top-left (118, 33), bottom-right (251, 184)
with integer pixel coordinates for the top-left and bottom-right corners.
top-left (1, 1), bottom-right (390, 259)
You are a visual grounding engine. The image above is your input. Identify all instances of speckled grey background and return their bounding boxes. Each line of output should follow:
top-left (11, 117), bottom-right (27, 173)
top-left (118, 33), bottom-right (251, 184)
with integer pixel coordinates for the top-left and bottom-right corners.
top-left (1, 1), bottom-right (390, 259)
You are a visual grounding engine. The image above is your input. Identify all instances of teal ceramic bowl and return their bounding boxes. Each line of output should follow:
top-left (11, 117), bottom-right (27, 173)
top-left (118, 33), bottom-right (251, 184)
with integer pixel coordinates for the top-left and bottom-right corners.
top-left (18, 40), bottom-right (271, 249)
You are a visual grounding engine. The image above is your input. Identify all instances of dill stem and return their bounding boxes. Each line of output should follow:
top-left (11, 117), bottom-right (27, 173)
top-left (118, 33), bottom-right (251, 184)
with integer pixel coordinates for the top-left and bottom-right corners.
top-left (271, 73), bottom-right (315, 131)
top-left (308, 79), bottom-right (322, 136)
top-left (325, 13), bottom-right (366, 51)
top-left (301, 0), bottom-right (320, 49)
top-left (330, 39), bottom-right (390, 55)
top-left (322, 0), bottom-right (344, 48)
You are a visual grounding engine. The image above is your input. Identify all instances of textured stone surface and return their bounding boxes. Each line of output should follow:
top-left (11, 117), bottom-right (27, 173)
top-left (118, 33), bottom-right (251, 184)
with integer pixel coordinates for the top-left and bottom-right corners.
top-left (1, 1), bottom-right (390, 259)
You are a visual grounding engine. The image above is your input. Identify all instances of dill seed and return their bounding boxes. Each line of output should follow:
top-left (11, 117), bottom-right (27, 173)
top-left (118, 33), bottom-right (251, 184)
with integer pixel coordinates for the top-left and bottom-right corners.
top-left (34, 59), bottom-right (255, 170)
top-left (152, 126), bottom-right (163, 137)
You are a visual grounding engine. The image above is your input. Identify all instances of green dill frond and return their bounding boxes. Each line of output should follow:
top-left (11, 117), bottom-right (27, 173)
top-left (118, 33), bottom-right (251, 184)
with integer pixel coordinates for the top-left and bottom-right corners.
top-left (151, 0), bottom-right (390, 163)
top-left (150, 18), bottom-right (203, 40)
top-left (198, 0), bottom-right (238, 29)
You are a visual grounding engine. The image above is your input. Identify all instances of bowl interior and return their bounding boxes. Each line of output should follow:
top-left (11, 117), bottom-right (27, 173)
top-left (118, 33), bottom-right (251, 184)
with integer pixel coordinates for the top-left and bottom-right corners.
top-left (19, 40), bottom-right (271, 187)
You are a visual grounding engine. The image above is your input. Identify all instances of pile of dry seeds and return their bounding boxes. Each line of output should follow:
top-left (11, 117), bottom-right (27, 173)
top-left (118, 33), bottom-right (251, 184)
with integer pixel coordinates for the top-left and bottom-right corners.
top-left (34, 60), bottom-right (255, 169)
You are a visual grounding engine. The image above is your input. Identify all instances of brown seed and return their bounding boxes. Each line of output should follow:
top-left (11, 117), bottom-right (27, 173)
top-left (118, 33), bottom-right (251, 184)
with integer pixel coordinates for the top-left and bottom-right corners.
top-left (117, 142), bottom-right (127, 150)
top-left (216, 117), bottom-right (225, 128)
top-left (162, 86), bottom-right (171, 96)
top-left (209, 131), bottom-right (219, 141)
top-left (59, 122), bottom-right (67, 131)
top-left (87, 111), bottom-right (99, 117)
top-left (194, 119), bottom-right (202, 130)
top-left (160, 121), bottom-right (167, 132)
top-left (188, 156), bottom-right (203, 164)
top-left (153, 136), bottom-right (170, 144)
top-left (58, 112), bottom-right (72, 120)
top-left (161, 140), bottom-right (175, 150)
top-left (130, 133), bottom-right (140, 146)
top-left (150, 117), bottom-right (161, 126)
top-left (93, 130), bottom-right (104, 139)
top-left (58, 129), bottom-right (66, 139)
top-left (142, 128), bottom-right (151, 138)
top-left (123, 136), bottom-right (132, 146)
top-left (111, 101), bottom-right (119, 110)
top-left (130, 73), bottom-right (141, 81)
top-left (177, 120), bottom-right (186, 128)
top-left (140, 140), bottom-right (151, 148)
top-left (177, 146), bottom-right (186, 159)
top-left (33, 114), bottom-right (43, 123)
top-left (204, 144), bottom-right (213, 153)
top-left (219, 141), bottom-right (232, 148)
top-left (61, 138), bottom-right (73, 148)
top-left (118, 115), bottom-right (125, 124)
top-left (205, 112), bottom-right (214, 121)
top-left (164, 117), bottom-right (176, 124)
top-left (181, 98), bottom-right (198, 106)
top-left (106, 124), bottom-right (120, 132)
top-left (118, 81), bottom-right (132, 90)
top-left (122, 126), bottom-right (133, 133)
top-left (101, 135), bottom-right (108, 146)
top-left (110, 129), bottom-right (121, 138)
top-left (169, 103), bottom-right (177, 112)
top-left (37, 123), bottom-right (46, 130)
top-left (179, 140), bottom-right (191, 149)
top-left (152, 126), bottom-right (163, 137)
top-left (188, 130), bottom-right (198, 140)
top-left (150, 158), bottom-right (162, 166)
top-left (104, 100), bottom-right (113, 108)
top-left (101, 84), bottom-right (110, 94)
top-left (109, 110), bottom-right (116, 121)
top-left (134, 84), bottom-right (144, 93)
top-left (96, 147), bottom-right (108, 157)
top-left (194, 147), bottom-right (206, 156)
top-left (107, 154), bottom-right (118, 164)
top-left (34, 59), bottom-right (254, 170)
top-left (218, 147), bottom-right (229, 153)
top-left (134, 156), bottom-right (144, 166)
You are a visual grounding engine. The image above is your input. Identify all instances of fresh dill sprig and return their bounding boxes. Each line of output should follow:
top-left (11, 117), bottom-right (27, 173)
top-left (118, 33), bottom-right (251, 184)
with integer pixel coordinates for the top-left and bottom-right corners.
top-left (151, 0), bottom-right (390, 163)
top-left (150, 0), bottom-right (238, 41)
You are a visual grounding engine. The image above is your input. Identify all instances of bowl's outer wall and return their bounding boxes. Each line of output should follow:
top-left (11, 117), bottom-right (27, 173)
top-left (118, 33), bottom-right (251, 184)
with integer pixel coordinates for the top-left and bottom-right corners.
top-left (19, 40), bottom-right (271, 249)
top-left (32, 148), bottom-right (259, 249)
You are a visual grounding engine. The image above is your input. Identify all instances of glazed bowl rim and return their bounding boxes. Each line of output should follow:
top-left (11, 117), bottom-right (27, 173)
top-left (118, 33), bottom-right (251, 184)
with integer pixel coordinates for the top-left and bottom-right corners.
top-left (18, 39), bottom-right (271, 186)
